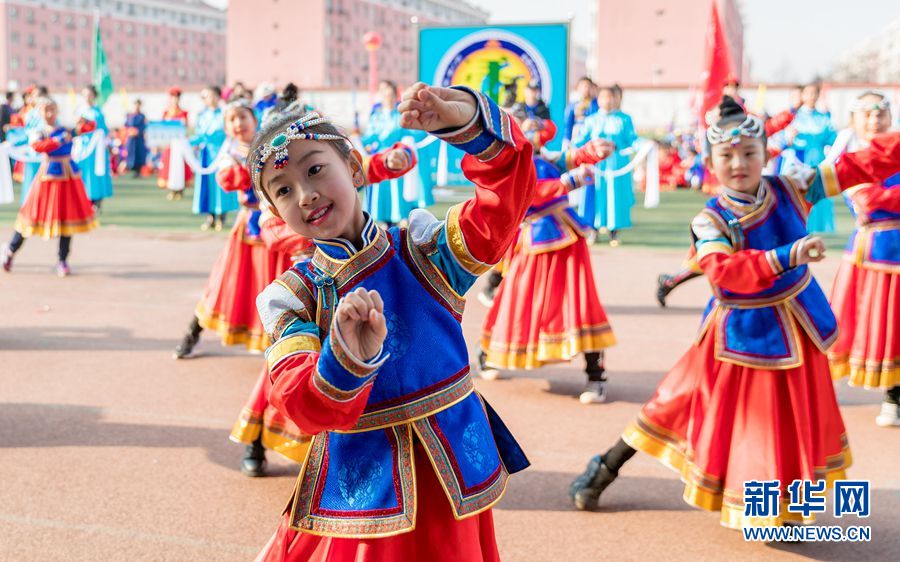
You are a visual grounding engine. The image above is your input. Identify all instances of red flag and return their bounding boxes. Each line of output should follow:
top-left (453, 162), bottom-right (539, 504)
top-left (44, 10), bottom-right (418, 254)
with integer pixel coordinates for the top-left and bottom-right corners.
top-left (695, 1), bottom-right (735, 124)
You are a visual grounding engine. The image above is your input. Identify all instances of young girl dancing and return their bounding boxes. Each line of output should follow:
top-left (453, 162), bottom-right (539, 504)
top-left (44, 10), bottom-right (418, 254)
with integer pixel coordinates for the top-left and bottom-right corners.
top-left (2, 97), bottom-right (97, 276)
top-left (827, 91), bottom-right (900, 427)
top-left (250, 83), bottom-right (535, 560)
top-left (478, 109), bottom-right (618, 404)
top-left (569, 96), bottom-right (900, 529)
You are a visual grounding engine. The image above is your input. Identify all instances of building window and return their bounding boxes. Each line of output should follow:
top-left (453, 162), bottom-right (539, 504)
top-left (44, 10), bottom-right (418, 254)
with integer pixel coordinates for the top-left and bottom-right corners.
top-left (10, 57), bottom-right (19, 70)
top-left (26, 34), bottom-right (35, 47)
top-left (52, 36), bottom-right (61, 49)
top-left (68, 38), bottom-right (76, 49)
top-left (10, 32), bottom-right (18, 44)
top-left (82, 39), bottom-right (89, 50)
top-left (29, 58), bottom-right (37, 70)
top-left (51, 13), bottom-right (60, 23)
top-left (80, 63), bottom-right (89, 75)
top-left (26, 10), bottom-right (34, 23)
top-left (10, 6), bottom-right (17, 18)
top-left (81, 16), bottom-right (88, 28)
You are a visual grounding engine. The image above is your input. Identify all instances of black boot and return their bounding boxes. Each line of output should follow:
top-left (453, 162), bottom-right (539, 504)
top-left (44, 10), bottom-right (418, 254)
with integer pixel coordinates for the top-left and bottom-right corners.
top-left (173, 316), bottom-right (202, 359)
top-left (580, 352), bottom-right (607, 404)
top-left (240, 436), bottom-right (267, 477)
top-left (569, 454), bottom-right (619, 511)
top-left (477, 270), bottom-right (503, 307)
top-left (656, 269), bottom-right (702, 308)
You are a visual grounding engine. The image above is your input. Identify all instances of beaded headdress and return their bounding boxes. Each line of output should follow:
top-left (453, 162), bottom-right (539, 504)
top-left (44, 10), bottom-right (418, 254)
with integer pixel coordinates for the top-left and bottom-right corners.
top-left (850, 93), bottom-right (890, 114)
top-left (251, 112), bottom-right (345, 188)
top-left (705, 96), bottom-right (763, 146)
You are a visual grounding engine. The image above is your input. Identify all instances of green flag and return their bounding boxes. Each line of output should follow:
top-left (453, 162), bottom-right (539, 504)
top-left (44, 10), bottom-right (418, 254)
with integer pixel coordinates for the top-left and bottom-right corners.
top-left (91, 15), bottom-right (114, 106)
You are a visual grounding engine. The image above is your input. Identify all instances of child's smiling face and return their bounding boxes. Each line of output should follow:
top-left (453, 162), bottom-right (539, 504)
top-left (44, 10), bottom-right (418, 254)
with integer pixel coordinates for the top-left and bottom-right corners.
top-left (260, 139), bottom-right (367, 242)
top-left (708, 134), bottom-right (766, 194)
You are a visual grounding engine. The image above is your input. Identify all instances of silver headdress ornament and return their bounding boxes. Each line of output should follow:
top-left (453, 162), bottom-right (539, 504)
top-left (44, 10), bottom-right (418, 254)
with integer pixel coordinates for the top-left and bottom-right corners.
top-left (224, 98), bottom-right (254, 113)
top-left (850, 94), bottom-right (890, 113)
top-left (705, 112), bottom-right (764, 146)
top-left (251, 111), bottom-right (345, 188)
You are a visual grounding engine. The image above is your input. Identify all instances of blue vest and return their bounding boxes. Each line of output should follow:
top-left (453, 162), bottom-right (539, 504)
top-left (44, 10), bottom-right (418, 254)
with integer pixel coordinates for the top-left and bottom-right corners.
top-left (843, 173), bottom-right (900, 272)
top-left (269, 218), bottom-right (528, 537)
top-left (697, 176), bottom-right (838, 369)
top-left (36, 127), bottom-right (79, 180)
top-left (520, 156), bottom-right (592, 254)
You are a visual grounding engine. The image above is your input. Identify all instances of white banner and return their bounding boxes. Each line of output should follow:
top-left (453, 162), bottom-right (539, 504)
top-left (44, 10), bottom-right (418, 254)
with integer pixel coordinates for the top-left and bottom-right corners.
top-left (166, 138), bottom-right (230, 191)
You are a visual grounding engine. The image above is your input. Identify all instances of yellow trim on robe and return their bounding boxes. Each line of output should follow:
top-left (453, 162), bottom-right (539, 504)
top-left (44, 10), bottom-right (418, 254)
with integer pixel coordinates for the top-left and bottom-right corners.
top-left (819, 162), bottom-right (841, 197)
top-left (445, 204), bottom-right (492, 275)
top-left (695, 241), bottom-right (733, 262)
top-left (266, 333), bottom-right (322, 370)
top-left (194, 303), bottom-right (270, 354)
top-left (482, 327), bottom-right (616, 370)
top-left (622, 418), bottom-right (852, 530)
top-left (829, 354), bottom-right (900, 390)
top-left (15, 217), bottom-right (98, 240)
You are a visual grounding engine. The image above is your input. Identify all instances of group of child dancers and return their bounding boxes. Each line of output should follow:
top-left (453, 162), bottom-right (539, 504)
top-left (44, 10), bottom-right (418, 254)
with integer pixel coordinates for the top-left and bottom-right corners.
top-left (3, 76), bottom-right (898, 559)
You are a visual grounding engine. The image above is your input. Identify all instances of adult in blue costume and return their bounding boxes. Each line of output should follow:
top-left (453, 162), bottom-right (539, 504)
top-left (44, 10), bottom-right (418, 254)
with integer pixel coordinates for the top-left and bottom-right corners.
top-left (563, 76), bottom-right (599, 148)
top-left (191, 85), bottom-right (238, 231)
top-left (78, 85), bottom-right (113, 209)
top-left (124, 99), bottom-right (147, 177)
top-left (361, 80), bottom-right (427, 226)
top-left (573, 85), bottom-right (639, 245)
top-left (785, 83), bottom-right (837, 233)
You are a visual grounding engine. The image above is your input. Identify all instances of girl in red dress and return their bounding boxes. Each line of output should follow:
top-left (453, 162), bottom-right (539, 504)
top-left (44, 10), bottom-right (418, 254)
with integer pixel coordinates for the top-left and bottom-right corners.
top-left (570, 96), bottom-right (900, 529)
top-left (250, 83), bottom-right (534, 561)
top-left (2, 97), bottom-right (97, 277)
top-left (827, 91), bottom-right (900, 427)
top-left (478, 109), bottom-right (618, 404)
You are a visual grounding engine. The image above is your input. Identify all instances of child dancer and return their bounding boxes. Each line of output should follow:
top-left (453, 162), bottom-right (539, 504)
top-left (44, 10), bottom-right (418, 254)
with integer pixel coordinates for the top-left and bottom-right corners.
top-left (570, 96), bottom-right (900, 529)
top-left (2, 97), bottom-right (97, 276)
top-left (229, 121), bottom-right (418, 477)
top-left (827, 91), bottom-right (900, 427)
top-left (78, 85), bottom-right (113, 210)
top-left (478, 110), bottom-right (618, 404)
top-left (251, 83), bottom-right (533, 560)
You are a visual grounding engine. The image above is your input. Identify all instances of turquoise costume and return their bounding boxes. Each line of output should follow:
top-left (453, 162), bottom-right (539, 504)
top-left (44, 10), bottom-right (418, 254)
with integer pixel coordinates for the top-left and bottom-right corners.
top-left (572, 109), bottom-right (638, 230)
top-left (788, 107), bottom-right (837, 233)
top-left (78, 105), bottom-right (113, 202)
top-left (191, 106), bottom-right (238, 216)
top-left (362, 106), bottom-right (429, 223)
top-left (20, 107), bottom-right (44, 205)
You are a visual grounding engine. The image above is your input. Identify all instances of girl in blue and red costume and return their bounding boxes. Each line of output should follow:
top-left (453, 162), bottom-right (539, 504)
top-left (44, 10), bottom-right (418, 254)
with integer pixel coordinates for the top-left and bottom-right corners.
top-left (2, 97), bottom-right (97, 277)
top-left (227, 99), bottom-right (419, 477)
top-left (250, 83), bottom-right (535, 561)
top-left (827, 91), bottom-right (900, 427)
top-left (478, 105), bottom-right (618, 404)
top-left (570, 96), bottom-right (900, 530)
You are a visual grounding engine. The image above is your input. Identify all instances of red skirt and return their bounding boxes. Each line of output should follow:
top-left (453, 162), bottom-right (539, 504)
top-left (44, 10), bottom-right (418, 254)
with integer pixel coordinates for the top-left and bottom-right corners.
top-left (829, 260), bottom-right (899, 389)
top-left (156, 146), bottom-right (193, 190)
top-left (15, 176), bottom-right (97, 239)
top-left (622, 329), bottom-right (851, 529)
top-left (481, 238), bottom-right (615, 369)
top-left (230, 365), bottom-right (311, 462)
top-left (255, 442), bottom-right (500, 562)
top-left (195, 209), bottom-right (292, 353)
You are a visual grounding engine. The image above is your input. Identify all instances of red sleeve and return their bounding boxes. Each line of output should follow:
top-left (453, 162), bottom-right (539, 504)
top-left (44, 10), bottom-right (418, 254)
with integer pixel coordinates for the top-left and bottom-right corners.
top-left (538, 120), bottom-right (558, 145)
top-left (528, 178), bottom-right (569, 207)
top-left (835, 132), bottom-right (900, 190)
top-left (32, 137), bottom-right (62, 153)
top-left (453, 124), bottom-right (537, 265)
top-left (365, 142), bottom-right (417, 184)
top-left (698, 251), bottom-right (779, 293)
top-left (76, 119), bottom-right (97, 135)
top-left (215, 164), bottom-right (251, 192)
top-left (260, 215), bottom-right (313, 255)
top-left (851, 184), bottom-right (900, 216)
top-left (268, 353), bottom-right (372, 435)
top-left (764, 109), bottom-right (795, 137)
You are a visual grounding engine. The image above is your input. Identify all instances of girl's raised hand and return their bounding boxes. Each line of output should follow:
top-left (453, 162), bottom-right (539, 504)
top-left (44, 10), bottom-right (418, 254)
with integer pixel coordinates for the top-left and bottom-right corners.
top-left (385, 147), bottom-right (410, 171)
top-left (398, 83), bottom-right (477, 133)
top-left (335, 288), bottom-right (388, 362)
top-left (796, 235), bottom-right (826, 265)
